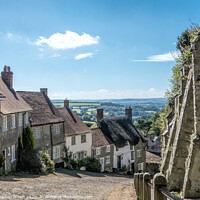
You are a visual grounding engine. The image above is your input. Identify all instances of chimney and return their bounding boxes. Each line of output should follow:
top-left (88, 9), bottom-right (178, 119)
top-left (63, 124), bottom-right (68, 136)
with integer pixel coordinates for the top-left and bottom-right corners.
top-left (1, 65), bottom-right (13, 88)
top-left (125, 107), bottom-right (132, 121)
top-left (64, 99), bottom-right (69, 108)
top-left (40, 88), bottom-right (48, 96)
top-left (97, 109), bottom-right (104, 126)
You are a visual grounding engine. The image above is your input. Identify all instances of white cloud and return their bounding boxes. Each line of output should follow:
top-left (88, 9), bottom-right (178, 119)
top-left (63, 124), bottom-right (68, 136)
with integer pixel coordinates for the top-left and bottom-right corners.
top-left (131, 52), bottom-right (180, 62)
top-left (49, 88), bottom-right (165, 99)
top-left (75, 53), bottom-right (94, 60)
top-left (51, 53), bottom-right (61, 57)
top-left (35, 30), bottom-right (100, 50)
top-left (7, 32), bottom-right (13, 39)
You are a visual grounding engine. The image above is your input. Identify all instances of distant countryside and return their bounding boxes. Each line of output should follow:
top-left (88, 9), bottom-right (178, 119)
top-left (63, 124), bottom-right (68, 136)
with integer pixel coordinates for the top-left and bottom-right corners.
top-left (52, 98), bottom-right (166, 128)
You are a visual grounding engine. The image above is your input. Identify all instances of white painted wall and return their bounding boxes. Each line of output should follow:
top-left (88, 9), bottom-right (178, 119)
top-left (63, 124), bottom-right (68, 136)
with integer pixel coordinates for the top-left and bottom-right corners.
top-left (66, 132), bottom-right (92, 158)
top-left (113, 144), bottom-right (135, 170)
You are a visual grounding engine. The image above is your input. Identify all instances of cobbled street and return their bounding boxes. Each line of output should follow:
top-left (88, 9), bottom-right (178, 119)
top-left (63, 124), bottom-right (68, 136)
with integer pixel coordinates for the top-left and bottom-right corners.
top-left (0, 169), bottom-right (136, 200)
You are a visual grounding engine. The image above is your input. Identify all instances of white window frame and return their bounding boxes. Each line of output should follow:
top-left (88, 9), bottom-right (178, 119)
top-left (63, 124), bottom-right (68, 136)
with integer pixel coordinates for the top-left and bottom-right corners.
top-left (71, 136), bottom-right (76, 145)
top-left (137, 149), bottom-right (142, 158)
top-left (11, 114), bottom-right (16, 129)
top-left (19, 113), bottom-right (22, 127)
top-left (106, 155), bottom-right (110, 164)
top-left (54, 124), bottom-right (60, 134)
top-left (25, 112), bottom-right (29, 124)
top-left (34, 127), bottom-right (40, 139)
top-left (11, 145), bottom-right (16, 162)
top-left (53, 145), bottom-right (60, 159)
top-left (106, 145), bottom-right (110, 152)
top-left (8, 147), bottom-right (11, 156)
top-left (96, 148), bottom-right (101, 155)
top-left (81, 134), bottom-right (86, 143)
top-left (2, 115), bottom-right (7, 131)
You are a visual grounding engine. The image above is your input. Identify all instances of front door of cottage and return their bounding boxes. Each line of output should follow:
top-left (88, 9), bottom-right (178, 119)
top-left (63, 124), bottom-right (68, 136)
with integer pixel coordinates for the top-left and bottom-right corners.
top-left (117, 155), bottom-right (121, 169)
top-left (100, 157), bottom-right (104, 172)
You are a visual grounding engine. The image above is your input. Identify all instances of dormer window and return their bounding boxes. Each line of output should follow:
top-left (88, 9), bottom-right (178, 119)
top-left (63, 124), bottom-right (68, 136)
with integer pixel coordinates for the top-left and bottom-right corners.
top-left (106, 145), bottom-right (110, 152)
top-left (2, 116), bottom-right (7, 131)
top-left (11, 114), bottom-right (16, 128)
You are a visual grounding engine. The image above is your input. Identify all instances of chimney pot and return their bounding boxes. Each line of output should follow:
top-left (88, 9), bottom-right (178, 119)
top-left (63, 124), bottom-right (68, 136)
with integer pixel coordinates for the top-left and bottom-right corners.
top-left (97, 109), bottom-right (104, 126)
top-left (40, 88), bottom-right (48, 96)
top-left (64, 99), bottom-right (69, 108)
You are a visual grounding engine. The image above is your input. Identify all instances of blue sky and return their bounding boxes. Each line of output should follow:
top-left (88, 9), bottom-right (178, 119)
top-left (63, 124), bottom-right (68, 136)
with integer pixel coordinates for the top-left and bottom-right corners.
top-left (0, 0), bottom-right (199, 99)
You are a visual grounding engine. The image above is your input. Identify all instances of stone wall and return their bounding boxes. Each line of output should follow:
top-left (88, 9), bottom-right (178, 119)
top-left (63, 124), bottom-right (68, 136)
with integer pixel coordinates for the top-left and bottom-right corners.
top-left (161, 32), bottom-right (200, 198)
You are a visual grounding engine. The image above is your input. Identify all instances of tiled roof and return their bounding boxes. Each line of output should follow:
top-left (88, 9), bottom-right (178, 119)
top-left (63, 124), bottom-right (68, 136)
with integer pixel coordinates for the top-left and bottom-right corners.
top-left (57, 107), bottom-right (91, 136)
top-left (18, 91), bottom-right (64, 126)
top-left (91, 127), bottom-right (113, 148)
top-left (0, 77), bottom-right (32, 114)
top-left (146, 151), bottom-right (161, 163)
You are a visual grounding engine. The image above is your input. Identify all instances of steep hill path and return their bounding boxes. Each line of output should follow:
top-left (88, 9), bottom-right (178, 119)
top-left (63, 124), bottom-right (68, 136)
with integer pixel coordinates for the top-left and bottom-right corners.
top-left (0, 169), bottom-right (136, 200)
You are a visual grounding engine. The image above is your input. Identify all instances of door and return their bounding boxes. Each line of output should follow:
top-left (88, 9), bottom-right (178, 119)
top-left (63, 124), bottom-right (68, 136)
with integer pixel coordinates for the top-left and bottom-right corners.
top-left (100, 157), bottom-right (104, 172)
top-left (117, 155), bottom-right (121, 169)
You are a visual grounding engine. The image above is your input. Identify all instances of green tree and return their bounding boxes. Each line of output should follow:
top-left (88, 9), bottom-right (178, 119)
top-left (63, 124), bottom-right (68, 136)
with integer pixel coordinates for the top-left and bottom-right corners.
top-left (23, 126), bottom-right (35, 151)
top-left (135, 119), bottom-right (152, 136)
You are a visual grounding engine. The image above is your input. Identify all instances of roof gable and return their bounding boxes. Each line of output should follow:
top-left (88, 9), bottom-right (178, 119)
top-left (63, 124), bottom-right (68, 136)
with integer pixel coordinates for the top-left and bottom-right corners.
top-left (57, 107), bottom-right (91, 136)
top-left (0, 77), bottom-right (32, 114)
top-left (18, 91), bottom-right (64, 126)
top-left (91, 127), bottom-right (113, 148)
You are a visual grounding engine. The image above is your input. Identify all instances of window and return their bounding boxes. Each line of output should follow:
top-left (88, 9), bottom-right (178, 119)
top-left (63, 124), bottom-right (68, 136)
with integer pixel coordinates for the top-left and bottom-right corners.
top-left (116, 146), bottom-right (119, 151)
top-left (106, 145), bottom-right (110, 152)
top-left (11, 145), bottom-right (15, 162)
top-left (25, 112), bottom-right (29, 124)
top-left (131, 151), bottom-right (134, 160)
top-left (96, 148), bottom-right (101, 155)
top-left (78, 151), bottom-right (85, 160)
top-left (54, 124), bottom-right (60, 134)
top-left (53, 146), bottom-right (60, 159)
top-left (106, 156), bottom-right (110, 164)
top-left (137, 149), bottom-right (142, 157)
top-left (130, 145), bottom-right (133, 150)
top-left (11, 114), bottom-right (16, 128)
top-left (71, 136), bottom-right (76, 145)
top-left (2, 116), bottom-right (7, 131)
top-left (34, 127), bottom-right (40, 138)
top-left (8, 147), bottom-right (11, 156)
top-left (81, 134), bottom-right (86, 143)
top-left (19, 113), bottom-right (22, 126)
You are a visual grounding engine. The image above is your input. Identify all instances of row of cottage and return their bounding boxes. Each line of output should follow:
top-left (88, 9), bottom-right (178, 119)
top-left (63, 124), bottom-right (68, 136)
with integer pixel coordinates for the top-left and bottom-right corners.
top-left (0, 66), bottom-right (146, 173)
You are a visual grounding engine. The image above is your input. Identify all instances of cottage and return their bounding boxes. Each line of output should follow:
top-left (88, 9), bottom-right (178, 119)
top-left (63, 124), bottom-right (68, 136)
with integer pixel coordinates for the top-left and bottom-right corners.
top-left (57, 100), bottom-right (92, 160)
top-left (18, 89), bottom-right (65, 166)
top-left (0, 66), bottom-right (32, 172)
top-left (91, 126), bottom-right (114, 172)
top-left (97, 108), bottom-right (146, 173)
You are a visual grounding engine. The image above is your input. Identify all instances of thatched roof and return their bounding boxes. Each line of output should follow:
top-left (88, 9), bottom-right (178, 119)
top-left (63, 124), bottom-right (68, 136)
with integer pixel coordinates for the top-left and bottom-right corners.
top-left (18, 91), bottom-right (64, 126)
top-left (147, 136), bottom-right (161, 155)
top-left (100, 116), bottom-right (146, 148)
top-left (57, 107), bottom-right (91, 136)
top-left (0, 77), bottom-right (32, 114)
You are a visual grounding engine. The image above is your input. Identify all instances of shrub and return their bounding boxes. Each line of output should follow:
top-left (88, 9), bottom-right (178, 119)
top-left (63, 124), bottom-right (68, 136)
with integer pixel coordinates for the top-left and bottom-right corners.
top-left (83, 157), bottom-right (101, 173)
top-left (39, 152), bottom-right (54, 174)
top-left (0, 153), bottom-right (5, 168)
top-left (23, 126), bottom-right (35, 151)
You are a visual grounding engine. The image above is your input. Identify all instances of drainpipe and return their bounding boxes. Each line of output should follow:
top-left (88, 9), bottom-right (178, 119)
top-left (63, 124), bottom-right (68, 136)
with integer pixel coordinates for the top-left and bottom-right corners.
top-left (50, 124), bottom-right (53, 160)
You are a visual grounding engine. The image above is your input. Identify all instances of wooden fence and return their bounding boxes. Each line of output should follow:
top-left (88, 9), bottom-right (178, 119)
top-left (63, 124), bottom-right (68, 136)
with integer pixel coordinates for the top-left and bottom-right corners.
top-left (134, 173), bottom-right (183, 200)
